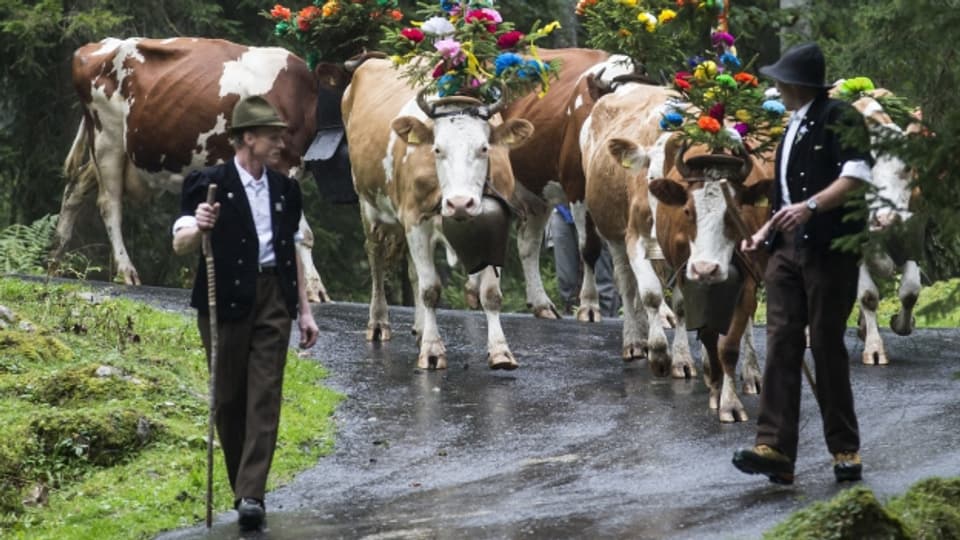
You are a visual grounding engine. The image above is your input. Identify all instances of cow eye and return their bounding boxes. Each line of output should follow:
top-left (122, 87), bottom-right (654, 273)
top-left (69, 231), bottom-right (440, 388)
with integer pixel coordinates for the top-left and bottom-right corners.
top-left (479, 145), bottom-right (489, 155)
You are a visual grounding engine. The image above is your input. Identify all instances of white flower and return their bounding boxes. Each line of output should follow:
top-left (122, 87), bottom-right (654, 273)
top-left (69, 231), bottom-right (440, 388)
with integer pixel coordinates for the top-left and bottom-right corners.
top-left (764, 87), bottom-right (780, 98)
top-left (422, 16), bottom-right (455, 36)
top-left (724, 126), bottom-right (744, 145)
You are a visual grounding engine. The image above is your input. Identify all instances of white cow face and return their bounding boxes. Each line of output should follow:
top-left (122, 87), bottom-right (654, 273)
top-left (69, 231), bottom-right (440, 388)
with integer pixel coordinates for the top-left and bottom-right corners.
top-left (650, 178), bottom-right (772, 284)
top-left (392, 114), bottom-right (533, 220)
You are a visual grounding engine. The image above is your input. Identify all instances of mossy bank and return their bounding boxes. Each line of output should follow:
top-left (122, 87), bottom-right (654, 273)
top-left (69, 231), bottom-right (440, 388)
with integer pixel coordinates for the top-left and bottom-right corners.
top-left (0, 278), bottom-right (342, 538)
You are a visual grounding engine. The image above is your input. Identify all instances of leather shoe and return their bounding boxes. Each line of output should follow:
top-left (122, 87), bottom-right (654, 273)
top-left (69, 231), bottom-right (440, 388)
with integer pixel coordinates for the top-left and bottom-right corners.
top-left (833, 451), bottom-right (863, 482)
top-left (732, 445), bottom-right (795, 485)
top-left (237, 497), bottom-right (266, 531)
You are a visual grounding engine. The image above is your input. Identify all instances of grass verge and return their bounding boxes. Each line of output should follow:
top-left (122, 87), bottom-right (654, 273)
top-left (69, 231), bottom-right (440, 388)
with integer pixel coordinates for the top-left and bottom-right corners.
top-left (0, 277), bottom-right (342, 539)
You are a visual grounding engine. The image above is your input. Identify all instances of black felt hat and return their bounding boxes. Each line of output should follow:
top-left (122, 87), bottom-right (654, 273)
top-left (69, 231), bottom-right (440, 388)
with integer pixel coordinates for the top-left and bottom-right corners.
top-left (759, 42), bottom-right (831, 89)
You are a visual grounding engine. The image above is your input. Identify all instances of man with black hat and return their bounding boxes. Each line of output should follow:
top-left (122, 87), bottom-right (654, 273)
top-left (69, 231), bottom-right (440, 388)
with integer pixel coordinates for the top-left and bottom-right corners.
top-left (732, 43), bottom-right (873, 485)
top-left (172, 94), bottom-right (319, 530)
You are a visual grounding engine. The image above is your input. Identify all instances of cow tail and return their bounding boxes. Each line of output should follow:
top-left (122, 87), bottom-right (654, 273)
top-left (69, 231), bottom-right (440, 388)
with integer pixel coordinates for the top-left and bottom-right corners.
top-left (63, 115), bottom-right (98, 185)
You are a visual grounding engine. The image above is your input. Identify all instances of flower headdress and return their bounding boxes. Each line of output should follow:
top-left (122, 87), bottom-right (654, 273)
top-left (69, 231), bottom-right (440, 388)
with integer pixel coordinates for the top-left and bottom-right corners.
top-left (664, 31), bottom-right (786, 156)
top-left (382, 1), bottom-right (561, 103)
top-left (265, 1), bottom-right (404, 68)
top-left (577, 0), bottom-right (728, 79)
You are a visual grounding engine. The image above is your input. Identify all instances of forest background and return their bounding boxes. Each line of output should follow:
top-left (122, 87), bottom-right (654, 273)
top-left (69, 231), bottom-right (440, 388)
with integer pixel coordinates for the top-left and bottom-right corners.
top-left (1, 0), bottom-right (958, 311)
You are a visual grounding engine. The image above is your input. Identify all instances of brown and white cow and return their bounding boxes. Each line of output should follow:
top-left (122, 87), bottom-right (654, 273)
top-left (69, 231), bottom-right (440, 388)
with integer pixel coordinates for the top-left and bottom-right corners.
top-left (56, 37), bottom-right (331, 301)
top-left (343, 58), bottom-right (533, 370)
top-left (835, 87), bottom-right (925, 365)
top-left (643, 141), bottom-right (774, 423)
top-left (497, 48), bottom-right (617, 321)
top-left (580, 81), bottom-right (681, 374)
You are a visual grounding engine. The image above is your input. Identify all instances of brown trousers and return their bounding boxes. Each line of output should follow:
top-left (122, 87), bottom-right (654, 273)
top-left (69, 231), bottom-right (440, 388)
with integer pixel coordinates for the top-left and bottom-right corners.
top-left (756, 232), bottom-right (860, 462)
top-left (199, 274), bottom-right (291, 503)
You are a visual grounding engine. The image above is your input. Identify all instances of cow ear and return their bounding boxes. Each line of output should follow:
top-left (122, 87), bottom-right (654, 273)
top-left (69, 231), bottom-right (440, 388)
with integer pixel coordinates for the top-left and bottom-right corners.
top-left (491, 119), bottom-right (534, 148)
top-left (740, 179), bottom-right (774, 208)
top-left (649, 178), bottom-right (688, 207)
top-left (391, 116), bottom-right (433, 145)
top-left (607, 138), bottom-right (649, 174)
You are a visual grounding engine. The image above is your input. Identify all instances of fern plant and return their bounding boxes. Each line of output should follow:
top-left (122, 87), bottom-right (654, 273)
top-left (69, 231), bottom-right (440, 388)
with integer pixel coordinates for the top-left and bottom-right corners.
top-left (0, 214), bottom-right (57, 275)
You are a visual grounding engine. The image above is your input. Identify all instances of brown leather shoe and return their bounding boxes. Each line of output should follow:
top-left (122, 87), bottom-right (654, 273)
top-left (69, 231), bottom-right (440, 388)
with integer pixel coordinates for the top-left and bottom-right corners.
top-left (732, 445), bottom-right (795, 485)
top-left (833, 451), bottom-right (863, 482)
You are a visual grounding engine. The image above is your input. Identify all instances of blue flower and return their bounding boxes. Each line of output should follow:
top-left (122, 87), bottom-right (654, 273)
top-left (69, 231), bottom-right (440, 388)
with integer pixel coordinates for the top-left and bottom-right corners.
top-left (762, 100), bottom-right (786, 115)
top-left (494, 52), bottom-right (523, 76)
top-left (719, 52), bottom-right (741, 69)
top-left (437, 74), bottom-right (458, 97)
top-left (440, 0), bottom-right (457, 13)
top-left (664, 111), bottom-right (684, 125)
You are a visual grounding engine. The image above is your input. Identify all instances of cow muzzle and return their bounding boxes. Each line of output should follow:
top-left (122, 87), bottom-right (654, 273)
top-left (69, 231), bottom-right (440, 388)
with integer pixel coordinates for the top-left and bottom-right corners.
top-left (688, 260), bottom-right (727, 283)
top-left (442, 195), bottom-right (481, 220)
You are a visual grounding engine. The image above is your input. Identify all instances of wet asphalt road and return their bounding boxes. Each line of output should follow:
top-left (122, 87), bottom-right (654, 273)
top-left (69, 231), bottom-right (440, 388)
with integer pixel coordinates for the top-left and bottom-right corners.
top-left (103, 284), bottom-right (960, 540)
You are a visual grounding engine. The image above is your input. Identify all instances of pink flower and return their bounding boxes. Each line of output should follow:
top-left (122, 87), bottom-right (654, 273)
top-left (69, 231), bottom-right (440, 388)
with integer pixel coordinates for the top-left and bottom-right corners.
top-left (711, 31), bottom-right (735, 48)
top-left (496, 30), bottom-right (524, 49)
top-left (465, 9), bottom-right (498, 32)
top-left (734, 122), bottom-right (750, 136)
top-left (401, 27), bottom-right (425, 43)
top-left (434, 38), bottom-right (462, 59)
top-left (480, 8), bottom-right (503, 23)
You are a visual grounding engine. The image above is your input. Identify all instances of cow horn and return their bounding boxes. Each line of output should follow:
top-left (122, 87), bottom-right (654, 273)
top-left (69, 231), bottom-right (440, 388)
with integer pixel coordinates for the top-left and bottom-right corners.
top-left (733, 146), bottom-right (754, 183)
top-left (480, 81), bottom-right (507, 118)
top-left (674, 141), bottom-right (693, 178)
top-left (416, 87), bottom-right (436, 118)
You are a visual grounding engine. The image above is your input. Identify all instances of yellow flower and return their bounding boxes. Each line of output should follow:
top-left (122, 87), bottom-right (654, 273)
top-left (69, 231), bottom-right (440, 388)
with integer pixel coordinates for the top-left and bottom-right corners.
top-left (770, 126), bottom-right (785, 136)
top-left (658, 9), bottom-right (677, 24)
top-left (321, 0), bottom-right (338, 18)
top-left (542, 20), bottom-right (562, 34)
top-left (618, 28), bottom-right (632, 37)
top-left (618, 0), bottom-right (638, 6)
top-left (735, 109), bottom-right (752, 122)
top-left (637, 12), bottom-right (657, 32)
top-left (704, 89), bottom-right (715, 101)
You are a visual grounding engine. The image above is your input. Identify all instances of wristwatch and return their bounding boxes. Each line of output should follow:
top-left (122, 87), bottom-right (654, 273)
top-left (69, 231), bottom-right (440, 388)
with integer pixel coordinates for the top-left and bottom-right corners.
top-left (805, 198), bottom-right (818, 213)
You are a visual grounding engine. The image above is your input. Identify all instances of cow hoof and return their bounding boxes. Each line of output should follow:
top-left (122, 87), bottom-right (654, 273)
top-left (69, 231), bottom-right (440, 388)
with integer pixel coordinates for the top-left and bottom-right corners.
top-left (890, 313), bottom-right (915, 336)
top-left (310, 288), bottom-right (331, 304)
top-left (576, 305), bottom-right (602, 323)
top-left (417, 353), bottom-right (448, 370)
top-left (532, 304), bottom-right (561, 320)
top-left (862, 348), bottom-right (889, 366)
top-left (648, 344), bottom-right (671, 378)
top-left (708, 388), bottom-right (720, 410)
top-left (622, 342), bottom-right (647, 362)
top-left (671, 359), bottom-right (697, 379)
top-left (719, 406), bottom-right (749, 424)
top-left (118, 267), bottom-right (141, 286)
top-left (366, 323), bottom-right (392, 342)
top-left (742, 375), bottom-right (762, 395)
top-left (488, 351), bottom-right (518, 370)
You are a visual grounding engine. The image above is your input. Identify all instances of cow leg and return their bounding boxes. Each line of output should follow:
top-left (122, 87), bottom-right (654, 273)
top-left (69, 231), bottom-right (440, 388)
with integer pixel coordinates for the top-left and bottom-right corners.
top-left (296, 212), bottom-right (330, 303)
top-left (464, 272), bottom-right (481, 311)
top-left (360, 203), bottom-right (391, 342)
top-left (406, 221), bottom-right (446, 370)
top-left (608, 239), bottom-right (647, 361)
top-left (857, 262), bottom-right (888, 365)
top-left (573, 204), bottom-right (602, 322)
top-left (890, 260), bottom-right (920, 336)
top-left (701, 329), bottom-right (723, 411)
top-left (95, 152), bottom-right (139, 285)
top-left (740, 319), bottom-right (763, 395)
top-left (626, 236), bottom-right (670, 377)
top-left (517, 205), bottom-right (560, 319)
top-left (51, 160), bottom-right (98, 272)
top-left (476, 265), bottom-right (516, 370)
top-left (668, 285), bottom-right (696, 379)
top-left (715, 290), bottom-right (754, 422)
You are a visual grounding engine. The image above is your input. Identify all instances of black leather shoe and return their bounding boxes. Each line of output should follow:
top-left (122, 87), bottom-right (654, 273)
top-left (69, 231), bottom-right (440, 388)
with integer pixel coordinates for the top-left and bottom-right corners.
top-left (833, 452), bottom-right (863, 482)
top-left (732, 445), bottom-right (795, 485)
top-left (237, 497), bottom-right (265, 531)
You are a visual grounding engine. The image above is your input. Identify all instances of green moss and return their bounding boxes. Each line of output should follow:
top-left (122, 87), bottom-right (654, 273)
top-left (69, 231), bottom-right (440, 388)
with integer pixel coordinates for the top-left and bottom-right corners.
top-left (0, 438), bottom-right (25, 515)
top-left (887, 478), bottom-right (960, 540)
top-left (0, 329), bottom-right (72, 372)
top-left (26, 364), bottom-right (147, 406)
top-left (30, 407), bottom-right (156, 467)
top-left (764, 486), bottom-right (909, 540)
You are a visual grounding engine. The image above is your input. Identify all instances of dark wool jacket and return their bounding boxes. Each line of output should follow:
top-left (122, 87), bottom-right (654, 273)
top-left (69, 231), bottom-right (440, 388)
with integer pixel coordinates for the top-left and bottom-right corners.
top-left (771, 94), bottom-right (874, 252)
top-left (180, 160), bottom-right (302, 320)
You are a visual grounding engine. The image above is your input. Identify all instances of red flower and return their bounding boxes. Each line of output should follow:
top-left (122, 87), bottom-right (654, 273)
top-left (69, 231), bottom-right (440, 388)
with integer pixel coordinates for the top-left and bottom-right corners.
top-left (401, 27), bottom-right (425, 43)
top-left (298, 16), bottom-right (311, 31)
top-left (270, 4), bottom-right (291, 20)
top-left (389, 9), bottom-right (403, 21)
top-left (432, 62), bottom-right (446, 79)
top-left (674, 72), bottom-right (692, 90)
top-left (497, 30), bottom-right (524, 49)
top-left (299, 5), bottom-right (321, 20)
top-left (708, 102), bottom-right (725, 121)
top-left (734, 72), bottom-right (758, 87)
top-left (465, 9), bottom-right (498, 32)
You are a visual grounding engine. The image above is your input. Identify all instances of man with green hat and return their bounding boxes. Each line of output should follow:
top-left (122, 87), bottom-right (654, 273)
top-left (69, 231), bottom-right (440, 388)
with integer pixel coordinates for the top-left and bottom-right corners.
top-left (173, 94), bottom-right (319, 531)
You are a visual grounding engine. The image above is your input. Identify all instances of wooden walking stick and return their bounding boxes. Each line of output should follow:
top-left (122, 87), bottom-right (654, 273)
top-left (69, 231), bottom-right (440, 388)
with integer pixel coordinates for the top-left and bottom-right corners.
top-left (201, 184), bottom-right (218, 528)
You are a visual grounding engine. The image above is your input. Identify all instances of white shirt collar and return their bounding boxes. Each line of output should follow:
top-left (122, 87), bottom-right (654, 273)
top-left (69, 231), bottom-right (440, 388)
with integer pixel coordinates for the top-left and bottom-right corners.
top-left (234, 155), bottom-right (267, 188)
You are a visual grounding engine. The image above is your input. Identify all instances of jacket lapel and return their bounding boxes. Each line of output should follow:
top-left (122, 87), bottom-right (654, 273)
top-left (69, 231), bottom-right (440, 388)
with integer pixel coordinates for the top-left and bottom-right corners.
top-left (223, 160), bottom-right (257, 235)
top-left (267, 170), bottom-right (285, 243)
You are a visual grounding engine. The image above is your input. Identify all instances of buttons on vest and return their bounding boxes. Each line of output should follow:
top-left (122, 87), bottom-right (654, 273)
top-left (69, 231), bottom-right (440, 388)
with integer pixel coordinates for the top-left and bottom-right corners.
top-left (230, 302), bottom-right (237, 308)
top-left (286, 260), bottom-right (292, 267)
top-left (237, 258), bottom-right (243, 265)
top-left (234, 279), bottom-right (241, 286)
